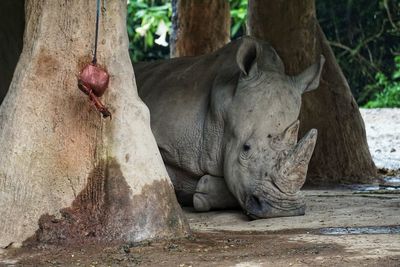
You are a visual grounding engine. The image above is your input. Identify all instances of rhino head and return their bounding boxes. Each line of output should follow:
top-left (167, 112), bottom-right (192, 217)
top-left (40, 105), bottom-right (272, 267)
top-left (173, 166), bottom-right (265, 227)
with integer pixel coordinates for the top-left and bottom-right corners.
top-left (222, 38), bottom-right (324, 219)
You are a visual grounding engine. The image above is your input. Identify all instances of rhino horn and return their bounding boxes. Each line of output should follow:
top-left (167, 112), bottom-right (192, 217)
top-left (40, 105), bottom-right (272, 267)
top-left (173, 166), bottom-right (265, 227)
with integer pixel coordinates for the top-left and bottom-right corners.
top-left (273, 129), bottom-right (318, 194)
top-left (281, 120), bottom-right (300, 147)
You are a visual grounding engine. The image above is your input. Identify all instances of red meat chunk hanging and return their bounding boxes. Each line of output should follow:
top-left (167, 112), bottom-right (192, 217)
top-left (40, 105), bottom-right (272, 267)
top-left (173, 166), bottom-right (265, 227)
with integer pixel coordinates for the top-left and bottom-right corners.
top-left (78, 63), bottom-right (111, 118)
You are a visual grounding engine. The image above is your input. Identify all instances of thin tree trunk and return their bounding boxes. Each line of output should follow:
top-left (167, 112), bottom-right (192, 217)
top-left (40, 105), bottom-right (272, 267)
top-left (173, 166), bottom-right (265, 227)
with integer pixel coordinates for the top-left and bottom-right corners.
top-left (171, 0), bottom-right (231, 57)
top-left (0, 0), bottom-right (24, 105)
top-left (0, 0), bottom-right (188, 248)
top-left (248, 0), bottom-right (376, 184)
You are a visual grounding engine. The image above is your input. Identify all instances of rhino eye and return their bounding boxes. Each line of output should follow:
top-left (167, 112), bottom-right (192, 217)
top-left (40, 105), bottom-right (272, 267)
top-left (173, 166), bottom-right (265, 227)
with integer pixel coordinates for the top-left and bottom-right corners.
top-left (243, 144), bottom-right (251, 152)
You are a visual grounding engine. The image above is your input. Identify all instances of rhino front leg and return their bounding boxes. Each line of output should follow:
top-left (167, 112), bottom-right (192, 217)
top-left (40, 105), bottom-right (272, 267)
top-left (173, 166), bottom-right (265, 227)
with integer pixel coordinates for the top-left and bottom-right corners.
top-left (165, 164), bottom-right (199, 206)
top-left (193, 175), bottom-right (239, 212)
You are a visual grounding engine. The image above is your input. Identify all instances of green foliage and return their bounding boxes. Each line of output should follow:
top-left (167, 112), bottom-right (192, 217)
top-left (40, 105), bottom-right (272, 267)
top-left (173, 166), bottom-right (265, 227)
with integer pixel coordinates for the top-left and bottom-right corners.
top-left (317, 0), bottom-right (400, 105)
top-left (127, 0), bottom-right (249, 62)
top-left (229, 0), bottom-right (248, 38)
top-left (364, 56), bottom-right (400, 108)
top-left (127, 0), bottom-right (171, 62)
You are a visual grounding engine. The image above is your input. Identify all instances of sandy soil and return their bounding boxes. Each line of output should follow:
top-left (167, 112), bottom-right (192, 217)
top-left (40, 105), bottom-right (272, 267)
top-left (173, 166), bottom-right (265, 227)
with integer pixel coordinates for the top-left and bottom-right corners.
top-left (360, 108), bottom-right (400, 170)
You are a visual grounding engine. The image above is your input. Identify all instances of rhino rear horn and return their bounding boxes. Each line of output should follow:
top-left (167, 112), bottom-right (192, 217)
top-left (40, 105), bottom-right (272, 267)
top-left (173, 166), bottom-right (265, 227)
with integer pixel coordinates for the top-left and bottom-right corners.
top-left (281, 120), bottom-right (300, 147)
top-left (292, 55), bottom-right (325, 94)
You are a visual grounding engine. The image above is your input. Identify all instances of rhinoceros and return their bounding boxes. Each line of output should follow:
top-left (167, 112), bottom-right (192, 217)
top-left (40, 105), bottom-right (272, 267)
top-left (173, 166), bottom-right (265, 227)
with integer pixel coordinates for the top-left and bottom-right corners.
top-left (134, 36), bottom-right (324, 219)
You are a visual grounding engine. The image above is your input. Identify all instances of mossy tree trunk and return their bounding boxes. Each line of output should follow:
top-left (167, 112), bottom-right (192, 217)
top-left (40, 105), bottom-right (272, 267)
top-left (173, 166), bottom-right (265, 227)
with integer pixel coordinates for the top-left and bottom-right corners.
top-left (247, 0), bottom-right (376, 184)
top-left (170, 0), bottom-right (231, 57)
top-left (0, 0), bottom-right (188, 248)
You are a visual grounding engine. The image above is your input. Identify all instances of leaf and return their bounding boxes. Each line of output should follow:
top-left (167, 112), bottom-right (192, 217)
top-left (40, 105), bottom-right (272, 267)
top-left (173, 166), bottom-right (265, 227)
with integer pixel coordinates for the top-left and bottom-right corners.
top-left (231, 23), bottom-right (242, 36)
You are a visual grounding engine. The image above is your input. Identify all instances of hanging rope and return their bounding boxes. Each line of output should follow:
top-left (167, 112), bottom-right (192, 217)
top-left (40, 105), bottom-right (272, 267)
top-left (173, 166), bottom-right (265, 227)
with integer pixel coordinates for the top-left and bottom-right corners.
top-left (92, 0), bottom-right (101, 64)
top-left (77, 0), bottom-right (111, 118)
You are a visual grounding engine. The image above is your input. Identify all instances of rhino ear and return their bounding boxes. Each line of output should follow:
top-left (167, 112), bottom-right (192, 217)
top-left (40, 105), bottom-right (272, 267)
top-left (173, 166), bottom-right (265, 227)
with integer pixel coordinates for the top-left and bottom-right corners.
top-left (293, 55), bottom-right (325, 94)
top-left (236, 39), bottom-right (259, 78)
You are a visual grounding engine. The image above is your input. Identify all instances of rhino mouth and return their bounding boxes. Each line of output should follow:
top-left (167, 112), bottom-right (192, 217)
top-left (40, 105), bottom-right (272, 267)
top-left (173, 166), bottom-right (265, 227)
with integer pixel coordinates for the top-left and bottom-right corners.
top-left (244, 193), bottom-right (306, 219)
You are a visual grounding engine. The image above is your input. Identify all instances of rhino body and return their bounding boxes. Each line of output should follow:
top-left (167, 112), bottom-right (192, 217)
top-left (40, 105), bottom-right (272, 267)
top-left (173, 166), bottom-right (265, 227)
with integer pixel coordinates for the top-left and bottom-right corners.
top-left (135, 37), bottom-right (324, 219)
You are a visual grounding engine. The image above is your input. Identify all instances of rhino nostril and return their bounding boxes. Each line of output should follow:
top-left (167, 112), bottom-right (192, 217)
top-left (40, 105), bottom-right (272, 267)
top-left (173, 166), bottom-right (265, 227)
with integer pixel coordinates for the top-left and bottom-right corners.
top-left (264, 172), bottom-right (268, 177)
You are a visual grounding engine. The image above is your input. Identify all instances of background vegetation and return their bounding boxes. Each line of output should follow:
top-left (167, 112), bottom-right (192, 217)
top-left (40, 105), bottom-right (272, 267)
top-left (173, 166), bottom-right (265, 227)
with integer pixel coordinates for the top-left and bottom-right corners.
top-left (127, 0), bottom-right (400, 108)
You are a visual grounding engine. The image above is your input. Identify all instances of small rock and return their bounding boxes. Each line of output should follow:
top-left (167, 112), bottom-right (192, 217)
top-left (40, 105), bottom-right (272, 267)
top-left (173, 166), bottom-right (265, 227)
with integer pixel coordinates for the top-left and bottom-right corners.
top-left (166, 243), bottom-right (180, 252)
top-left (390, 148), bottom-right (396, 153)
top-left (122, 245), bottom-right (130, 254)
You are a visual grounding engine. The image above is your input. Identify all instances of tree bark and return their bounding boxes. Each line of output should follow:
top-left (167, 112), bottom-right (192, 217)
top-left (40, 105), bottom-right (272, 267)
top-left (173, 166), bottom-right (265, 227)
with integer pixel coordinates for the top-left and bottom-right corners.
top-left (0, 0), bottom-right (188, 248)
top-left (171, 0), bottom-right (231, 57)
top-left (0, 0), bottom-right (24, 105)
top-left (248, 0), bottom-right (376, 184)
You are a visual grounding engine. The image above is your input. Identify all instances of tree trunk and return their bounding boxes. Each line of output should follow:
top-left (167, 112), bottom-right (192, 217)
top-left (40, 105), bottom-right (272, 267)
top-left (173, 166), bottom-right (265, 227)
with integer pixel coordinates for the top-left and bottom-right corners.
top-left (0, 0), bottom-right (24, 105)
top-left (0, 0), bottom-right (188, 248)
top-left (248, 0), bottom-right (376, 184)
top-left (171, 0), bottom-right (231, 57)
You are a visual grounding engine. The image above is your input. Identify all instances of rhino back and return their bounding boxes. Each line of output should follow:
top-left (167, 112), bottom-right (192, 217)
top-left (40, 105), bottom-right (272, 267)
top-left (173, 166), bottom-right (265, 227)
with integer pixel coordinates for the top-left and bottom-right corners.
top-left (134, 41), bottom-right (241, 177)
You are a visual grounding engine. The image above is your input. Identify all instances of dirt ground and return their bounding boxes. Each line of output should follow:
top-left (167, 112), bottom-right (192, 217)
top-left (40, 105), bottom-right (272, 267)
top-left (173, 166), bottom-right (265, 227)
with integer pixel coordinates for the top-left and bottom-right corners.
top-left (1, 187), bottom-right (399, 266)
top-left (185, 188), bottom-right (400, 232)
top-left (2, 230), bottom-right (400, 267)
top-left (1, 109), bottom-right (399, 266)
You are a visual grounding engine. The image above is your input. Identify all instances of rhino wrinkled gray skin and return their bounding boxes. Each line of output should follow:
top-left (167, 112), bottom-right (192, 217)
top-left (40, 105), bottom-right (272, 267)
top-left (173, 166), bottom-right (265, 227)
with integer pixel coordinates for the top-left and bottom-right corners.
top-left (135, 36), bottom-right (324, 219)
